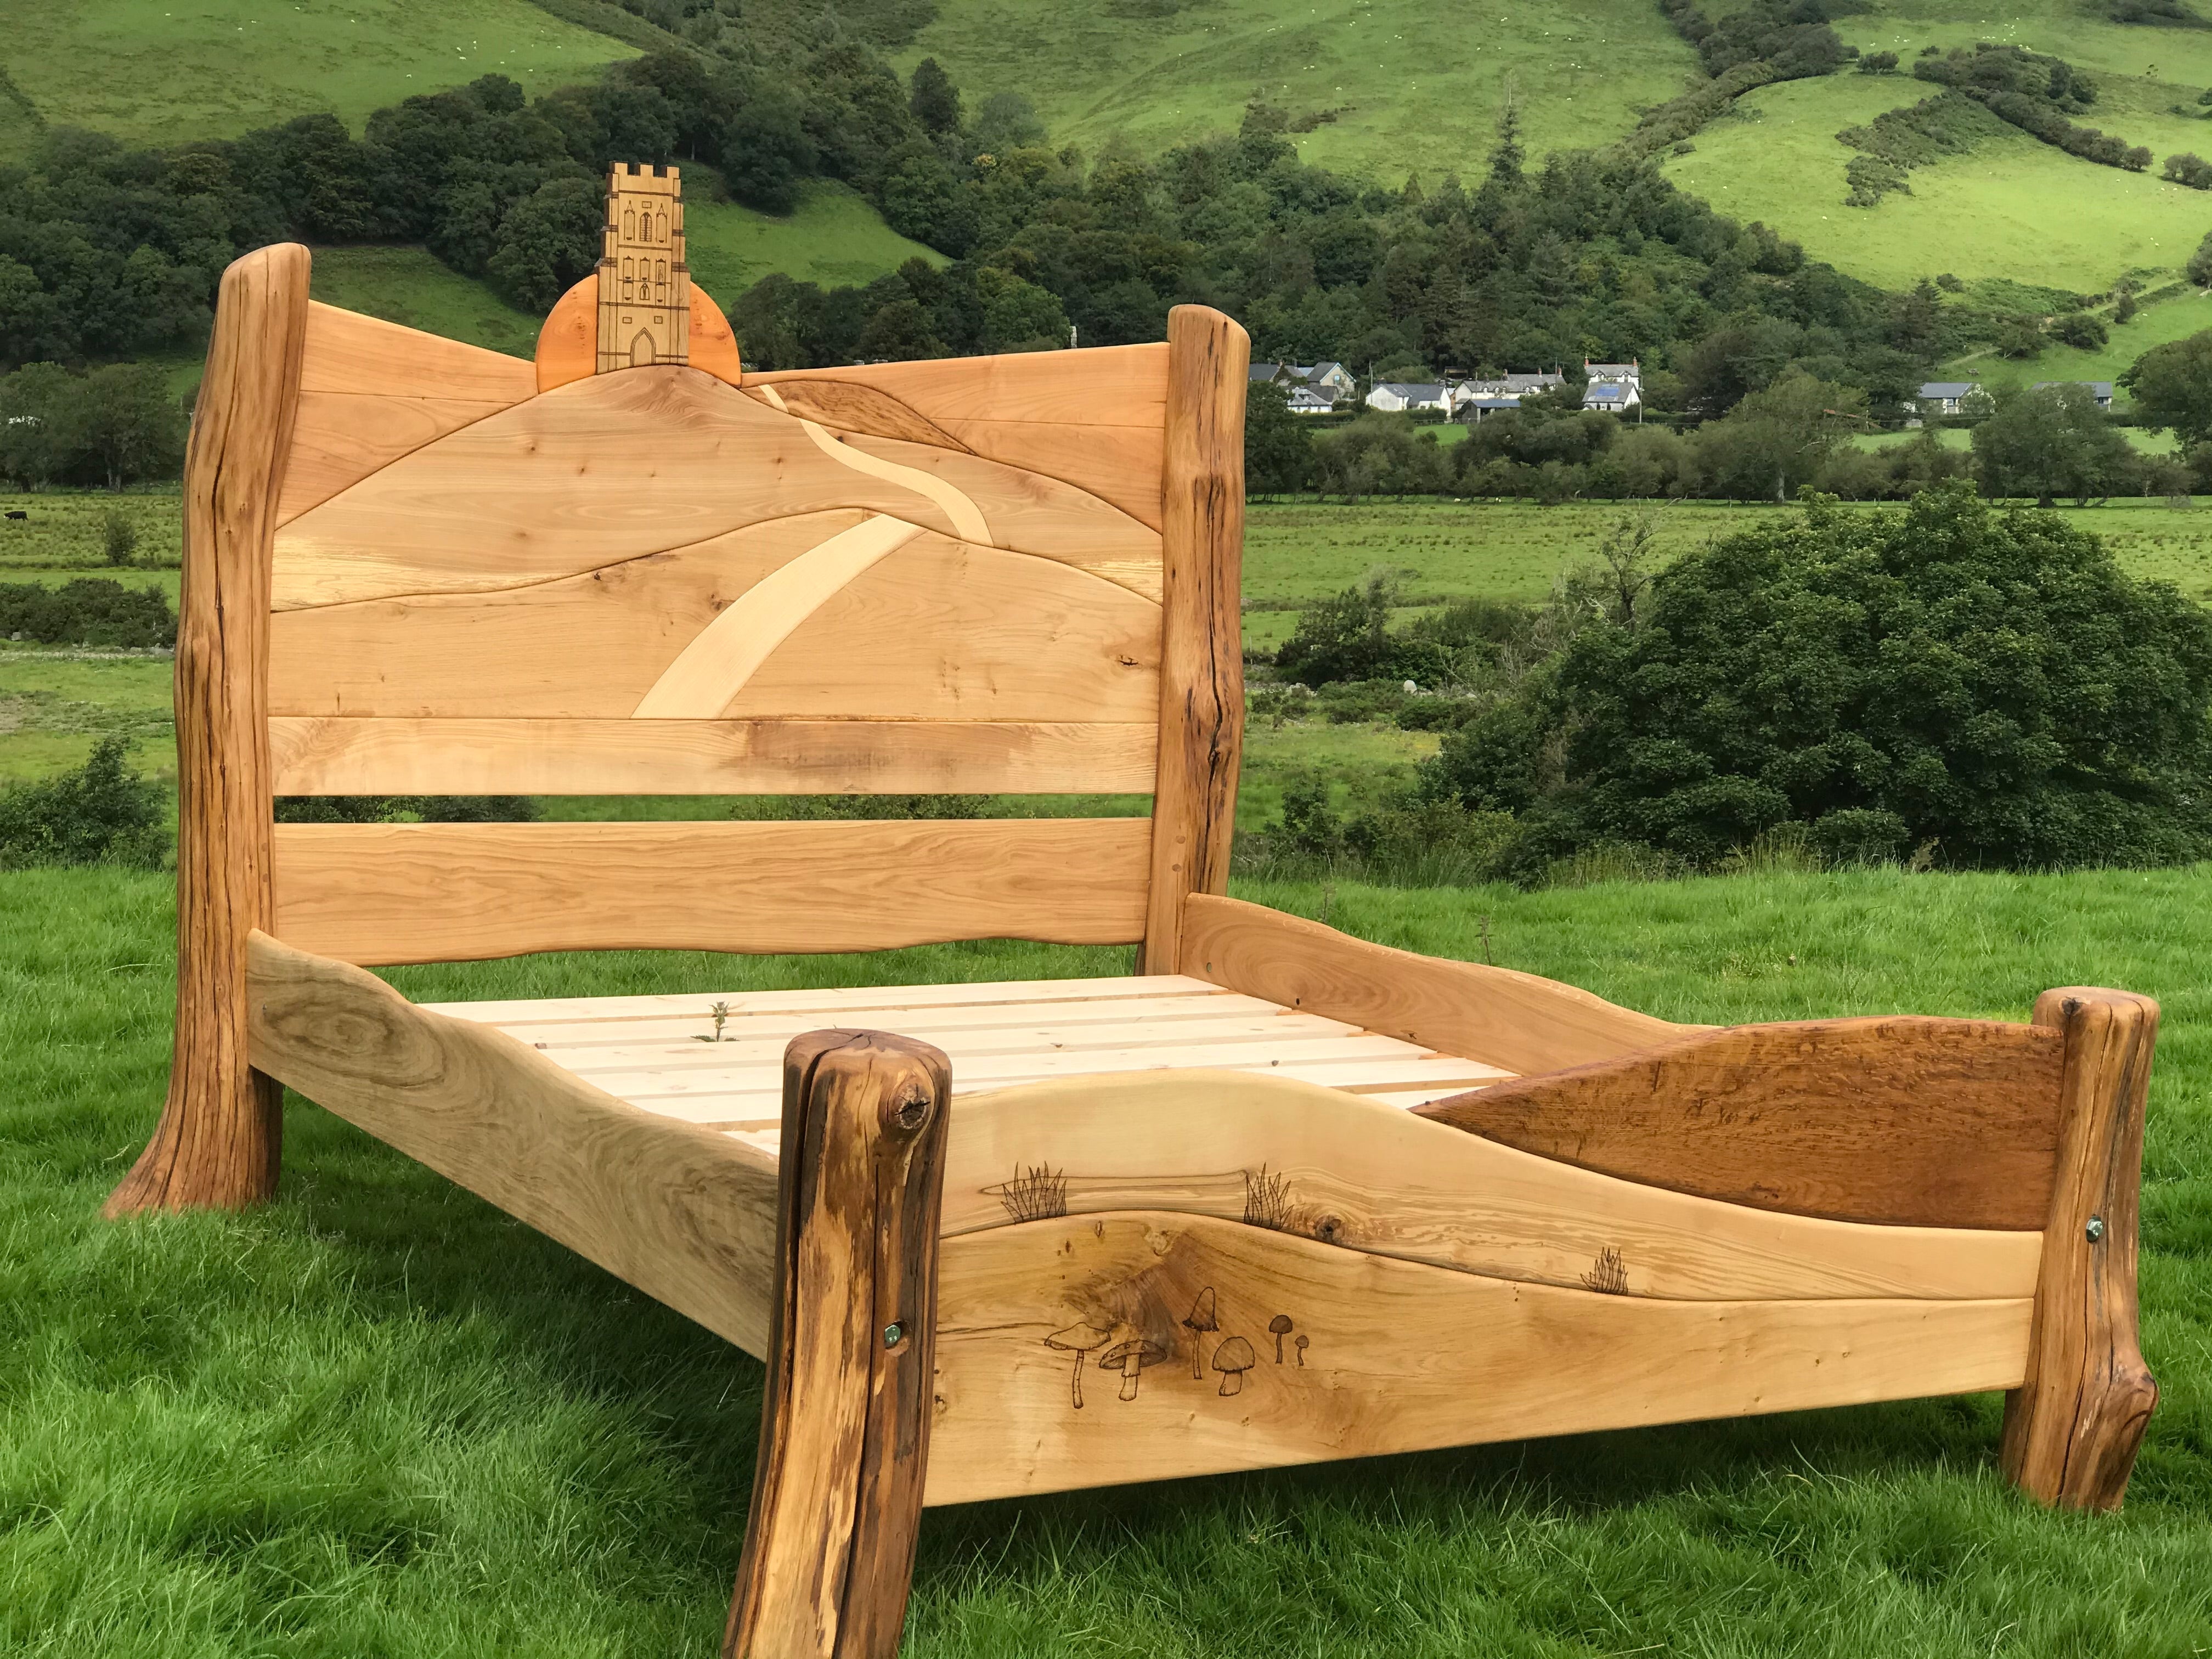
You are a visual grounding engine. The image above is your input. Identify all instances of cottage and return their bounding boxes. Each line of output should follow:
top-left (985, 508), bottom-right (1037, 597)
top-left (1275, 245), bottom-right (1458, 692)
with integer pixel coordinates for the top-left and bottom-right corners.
top-left (1447, 369), bottom-right (1564, 421)
top-left (1582, 358), bottom-right (1641, 414)
top-left (1365, 381), bottom-right (1450, 415)
top-left (1917, 381), bottom-right (1983, 416)
top-left (1304, 360), bottom-right (1357, 399)
top-left (1285, 386), bottom-right (1335, 416)
top-left (2032, 380), bottom-right (2115, 409)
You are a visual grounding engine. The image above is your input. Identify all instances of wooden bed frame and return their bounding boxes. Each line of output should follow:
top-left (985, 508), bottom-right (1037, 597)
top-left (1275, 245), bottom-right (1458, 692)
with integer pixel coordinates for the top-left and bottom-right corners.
top-left (112, 225), bottom-right (2159, 1658)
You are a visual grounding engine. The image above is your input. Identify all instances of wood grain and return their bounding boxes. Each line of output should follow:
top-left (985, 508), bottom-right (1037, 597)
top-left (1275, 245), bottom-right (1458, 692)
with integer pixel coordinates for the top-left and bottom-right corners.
top-left (1418, 1013), bottom-right (2067, 1230)
top-left (270, 818), bottom-right (1154, 963)
top-left (269, 368), bottom-right (1160, 610)
top-left (742, 379), bottom-right (969, 451)
top-left (752, 343), bottom-right (1167, 429)
top-left (243, 930), bottom-right (782, 1354)
top-left (275, 392), bottom-right (515, 525)
top-left (935, 417), bottom-right (1164, 532)
top-left (109, 243), bottom-right (311, 1217)
top-left (1181, 894), bottom-right (1691, 1076)
top-left (932, 1070), bottom-right (2040, 1302)
top-left (298, 301), bottom-right (535, 401)
top-left (268, 716), bottom-right (1158, 796)
top-left (724, 1032), bottom-right (949, 1659)
top-left (2002, 987), bottom-right (2160, 1511)
top-left (538, 275), bottom-right (744, 393)
top-left (921, 1210), bottom-right (2034, 1505)
top-left (1141, 307), bottom-right (1248, 974)
top-left (268, 517), bottom-right (1161, 723)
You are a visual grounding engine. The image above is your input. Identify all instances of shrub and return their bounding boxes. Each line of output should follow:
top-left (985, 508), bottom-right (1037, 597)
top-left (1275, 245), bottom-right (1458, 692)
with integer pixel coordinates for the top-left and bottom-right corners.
top-left (1858, 50), bottom-right (1900, 74)
top-left (0, 578), bottom-right (175, 646)
top-left (1421, 484), bottom-right (2212, 871)
top-left (101, 510), bottom-right (137, 566)
top-left (274, 795), bottom-right (541, 823)
top-left (1276, 574), bottom-right (1452, 689)
top-left (2049, 311), bottom-right (2108, 348)
top-left (0, 735), bottom-right (165, 868)
top-left (2164, 151), bottom-right (2212, 189)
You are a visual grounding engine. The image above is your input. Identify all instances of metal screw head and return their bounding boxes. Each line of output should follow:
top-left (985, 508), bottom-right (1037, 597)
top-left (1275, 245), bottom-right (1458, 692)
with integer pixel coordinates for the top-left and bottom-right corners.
top-left (883, 1322), bottom-right (904, 1348)
top-left (2085, 1216), bottom-right (2106, 1243)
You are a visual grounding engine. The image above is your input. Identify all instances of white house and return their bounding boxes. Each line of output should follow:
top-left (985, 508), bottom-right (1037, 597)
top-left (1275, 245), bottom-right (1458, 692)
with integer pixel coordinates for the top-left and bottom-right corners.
top-left (1365, 381), bottom-right (1449, 415)
top-left (1582, 358), bottom-right (1641, 414)
top-left (1917, 381), bottom-right (1983, 416)
top-left (1285, 386), bottom-right (1335, 415)
top-left (1447, 369), bottom-right (1564, 421)
top-left (2032, 380), bottom-right (2115, 409)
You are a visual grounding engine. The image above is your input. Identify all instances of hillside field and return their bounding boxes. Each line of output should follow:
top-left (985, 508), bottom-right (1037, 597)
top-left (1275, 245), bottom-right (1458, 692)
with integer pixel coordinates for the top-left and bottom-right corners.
top-left (0, 0), bottom-right (635, 156)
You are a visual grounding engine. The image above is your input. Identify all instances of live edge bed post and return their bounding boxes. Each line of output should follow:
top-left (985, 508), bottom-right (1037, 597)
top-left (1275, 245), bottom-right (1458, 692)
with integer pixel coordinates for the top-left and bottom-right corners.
top-left (109, 243), bottom-right (309, 1217)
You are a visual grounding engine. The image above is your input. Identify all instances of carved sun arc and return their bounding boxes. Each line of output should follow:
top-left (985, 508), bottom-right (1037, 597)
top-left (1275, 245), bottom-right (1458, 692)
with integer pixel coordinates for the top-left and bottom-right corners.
top-left (629, 513), bottom-right (928, 718)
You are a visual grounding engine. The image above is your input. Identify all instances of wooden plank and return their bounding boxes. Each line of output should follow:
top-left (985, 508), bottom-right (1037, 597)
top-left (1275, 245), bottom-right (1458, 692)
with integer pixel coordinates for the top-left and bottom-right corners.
top-left (269, 518), bottom-right (1161, 723)
top-left (243, 930), bottom-right (782, 1355)
top-left (1182, 893), bottom-right (1691, 1076)
top-left (270, 368), bottom-right (1160, 610)
top-left (743, 379), bottom-right (968, 451)
top-left (1141, 307), bottom-right (1248, 973)
top-left (724, 1031), bottom-right (949, 1659)
top-left (543, 1011), bottom-right (1362, 1070)
top-left (751, 343), bottom-right (1167, 430)
top-left (921, 1210), bottom-right (2034, 1505)
top-left (927, 1069), bottom-right (2041, 1301)
top-left (1419, 1013), bottom-right (2067, 1231)
top-left (935, 417), bottom-right (1164, 533)
top-left (430, 974), bottom-right (1224, 1026)
top-left (109, 242), bottom-right (311, 1218)
top-left (276, 392), bottom-right (514, 526)
top-left (298, 300), bottom-right (536, 401)
top-left (269, 716), bottom-right (1159, 797)
top-left (493, 991), bottom-right (1299, 1047)
top-left (535, 274), bottom-right (597, 392)
top-left (270, 818), bottom-right (1154, 964)
top-left (2002, 988), bottom-right (2160, 1511)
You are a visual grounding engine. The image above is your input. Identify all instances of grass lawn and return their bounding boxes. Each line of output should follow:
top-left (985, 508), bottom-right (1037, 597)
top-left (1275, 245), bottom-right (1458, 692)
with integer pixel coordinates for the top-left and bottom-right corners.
top-left (0, 0), bottom-right (635, 157)
top-left (3, 862), bottom-right (2207, 1651)
top-left (1965, 287), bottom-right (2212, 392)
top-left (308, 246), bottom-right (545, 360)
top-left (682, 184), bottom-right (947, 302)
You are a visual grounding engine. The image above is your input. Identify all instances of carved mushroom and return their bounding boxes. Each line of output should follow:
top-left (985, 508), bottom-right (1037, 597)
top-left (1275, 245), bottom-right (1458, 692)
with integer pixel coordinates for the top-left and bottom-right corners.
top-left (1097, 1335), bottom-right (1169, 1401)
top-left (1269, 1313), bottom-right (1294, 1363)
top-left (1212, 1335), bottom-right (1257, 1397)
top-left (1294, 1333), bottom-right (1310, 1367)
top-left (1182, 1288), bottom-right (1220, 1379)
top-left (1044, 1321), bottom-right (1117, 1409)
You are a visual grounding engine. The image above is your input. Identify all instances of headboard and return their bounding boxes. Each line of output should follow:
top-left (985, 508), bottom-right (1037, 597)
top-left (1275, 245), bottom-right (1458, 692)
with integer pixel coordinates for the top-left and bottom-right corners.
top-left (176, 240), bottom-right (1248, 975)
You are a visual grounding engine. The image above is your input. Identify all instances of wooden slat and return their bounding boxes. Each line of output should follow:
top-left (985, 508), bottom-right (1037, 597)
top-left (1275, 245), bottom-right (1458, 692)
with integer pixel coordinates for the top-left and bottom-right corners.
top-left (244, 930), bottom-right (782, 1354)
top-left (1183, 893), bottom-right (1693, 1076)
top-left (270, 516), bottom-right (1159, 723)
top-left (298, 301), bottom-right (536, 401)
top-left (109, 243), bottom-right (310, 1218)
top-left (744, 379), bottom-right (969, 451)
top-left (276, 392), bottom-right (514, 526)
top-left (752, 343), bottom-right (1167, 429)
top-left (492, 991), bottom-right (1297, 1047)
top-left (2003, 988), bottom-right (2160, 1510)
top-left (1420, 1014), bottom-right (2067, 1231)
top-left (271, 818), bottom-right (1153, 964)
top-left (935, 418), bottom-right (1164, 532)
top-left (270, 368), bottom-right (1159, 610)
top-left (544, 1011), bottom-right (1364, 1071)
top-left (430, 973), bottom-right (1226, 1026)
top-left (1142, 308), bottom-right (1247, 972)
top-left (922, 1210), bottom-right (2034, 1505)
top-left (270, 716), bottom-right (1158, 796)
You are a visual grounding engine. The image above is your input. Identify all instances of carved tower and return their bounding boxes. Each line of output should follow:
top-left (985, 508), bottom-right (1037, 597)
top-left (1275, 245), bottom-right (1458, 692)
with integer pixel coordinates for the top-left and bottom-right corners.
top-left (596, 162), bottom-right (691, 373)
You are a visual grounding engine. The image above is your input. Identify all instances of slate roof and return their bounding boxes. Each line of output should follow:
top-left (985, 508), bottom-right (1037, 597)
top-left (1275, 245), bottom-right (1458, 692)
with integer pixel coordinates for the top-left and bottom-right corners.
top-left (2032, 381), bottom-right (2114, 397)
top-left (1918, 382), bottom-right (1980, 399)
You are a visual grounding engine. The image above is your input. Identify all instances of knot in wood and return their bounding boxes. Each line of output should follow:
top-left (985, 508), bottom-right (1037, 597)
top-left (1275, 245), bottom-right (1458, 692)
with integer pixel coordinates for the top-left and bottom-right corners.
top-left (888, 1079), bottom-right (933, 1130)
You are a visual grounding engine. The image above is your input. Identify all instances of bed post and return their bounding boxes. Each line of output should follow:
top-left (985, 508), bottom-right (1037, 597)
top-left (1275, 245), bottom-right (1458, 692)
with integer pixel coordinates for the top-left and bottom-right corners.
top-left (1140, 304), bottom-right (1248, 975)
top-left (108, 244), bottom-right (309, 1217)
top-left (725, 1031), bottom-right (952, 1659)
top-left (2001, 986), bottom-right (2160, 1510)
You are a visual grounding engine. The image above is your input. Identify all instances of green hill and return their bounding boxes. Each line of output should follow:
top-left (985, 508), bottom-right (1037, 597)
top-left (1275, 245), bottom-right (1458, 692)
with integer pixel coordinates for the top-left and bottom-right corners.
top-left (0, 0), bottom-right (636, 154)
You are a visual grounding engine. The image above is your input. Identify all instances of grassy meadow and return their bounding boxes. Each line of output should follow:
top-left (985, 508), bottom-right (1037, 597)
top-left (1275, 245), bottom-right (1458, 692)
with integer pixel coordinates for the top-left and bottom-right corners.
top-left (3, 863), bottom-right (2207, 1654)
top-left (0, 0), bottom-right (635, 157)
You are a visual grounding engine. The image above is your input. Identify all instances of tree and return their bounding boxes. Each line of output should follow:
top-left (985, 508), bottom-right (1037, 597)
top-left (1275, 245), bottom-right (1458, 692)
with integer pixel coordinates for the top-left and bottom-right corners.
top-left (1691, 369), bottom-right (1866, 501)
top-left (1245, 380), bottom-right (1313, 494)
top-left (486, 176), bottom-right (603, 312)
top-left (1423, 484), bottom-right (2212, 870)
top-left (2121, 330), bottom-right (2212, 447)
top-left (2191, 229), bottom-right (2212, 289)
top-left (1972, 382), bottom-right (2134, 506)
top-left (909, 59), bottom-right (961, 136)
top-left (2049, 310), bottom-right (2107, 349)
